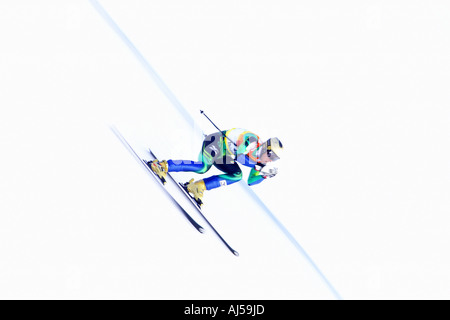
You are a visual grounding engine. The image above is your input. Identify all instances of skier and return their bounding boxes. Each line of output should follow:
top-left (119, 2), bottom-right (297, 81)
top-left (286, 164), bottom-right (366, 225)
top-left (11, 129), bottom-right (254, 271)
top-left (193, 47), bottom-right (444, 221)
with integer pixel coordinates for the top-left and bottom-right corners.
top-left (150, 128), bottom-right (283, 206)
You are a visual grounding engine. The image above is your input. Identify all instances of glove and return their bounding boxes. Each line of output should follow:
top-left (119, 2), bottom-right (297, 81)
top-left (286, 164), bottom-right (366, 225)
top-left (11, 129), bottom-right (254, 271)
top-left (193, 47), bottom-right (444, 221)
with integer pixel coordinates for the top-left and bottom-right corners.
top-left (260, 166), bottom-right (278, 179)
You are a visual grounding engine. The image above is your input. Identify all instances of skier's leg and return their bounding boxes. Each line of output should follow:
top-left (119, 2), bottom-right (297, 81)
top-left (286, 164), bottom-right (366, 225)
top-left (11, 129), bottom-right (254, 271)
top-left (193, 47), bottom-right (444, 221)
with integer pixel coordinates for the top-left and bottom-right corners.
top-left (167, 159), bottom-right (210, 173)
top-left (165, 133), bottom-right (219, 174)
top-left (184, 133), bottom-right (227, 201)
top-left (151, 158), bottom-right (208, 180)
top-left (202, 157), bottom-right (243, 191)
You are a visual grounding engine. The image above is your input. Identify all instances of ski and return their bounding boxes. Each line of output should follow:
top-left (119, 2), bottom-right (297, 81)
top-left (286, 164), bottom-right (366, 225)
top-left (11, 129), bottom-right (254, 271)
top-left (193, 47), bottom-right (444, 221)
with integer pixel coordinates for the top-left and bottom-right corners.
top-left (111, 126), bottom-right (205, 234)
top-left (149, 149), bottom-right (239, 257)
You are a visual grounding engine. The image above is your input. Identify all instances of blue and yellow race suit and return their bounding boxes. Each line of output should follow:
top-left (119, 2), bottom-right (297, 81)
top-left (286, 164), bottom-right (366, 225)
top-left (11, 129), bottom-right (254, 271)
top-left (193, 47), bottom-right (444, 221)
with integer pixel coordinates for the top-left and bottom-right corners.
top-left (167, 129), bottom-right (266, 190)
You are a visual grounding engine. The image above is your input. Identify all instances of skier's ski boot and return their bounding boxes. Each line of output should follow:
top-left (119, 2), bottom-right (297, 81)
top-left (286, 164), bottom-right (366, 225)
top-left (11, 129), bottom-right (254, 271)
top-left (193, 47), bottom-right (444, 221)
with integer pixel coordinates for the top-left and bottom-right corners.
top-left (186, 179), bottom-right (206, 208)
top-left (149, 160), bottom-right (168, 184)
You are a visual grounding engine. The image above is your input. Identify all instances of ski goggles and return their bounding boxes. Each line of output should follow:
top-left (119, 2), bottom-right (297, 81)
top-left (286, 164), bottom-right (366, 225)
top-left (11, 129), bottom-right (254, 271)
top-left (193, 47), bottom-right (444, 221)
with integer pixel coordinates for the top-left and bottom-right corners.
top-left (266, 140), bottom-right (280, 161)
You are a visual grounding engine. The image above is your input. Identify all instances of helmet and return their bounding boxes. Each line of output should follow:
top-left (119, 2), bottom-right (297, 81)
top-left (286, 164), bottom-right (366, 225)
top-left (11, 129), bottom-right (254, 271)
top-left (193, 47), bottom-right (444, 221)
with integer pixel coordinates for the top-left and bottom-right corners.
top-left (261, 137), bottom-right (283, 161)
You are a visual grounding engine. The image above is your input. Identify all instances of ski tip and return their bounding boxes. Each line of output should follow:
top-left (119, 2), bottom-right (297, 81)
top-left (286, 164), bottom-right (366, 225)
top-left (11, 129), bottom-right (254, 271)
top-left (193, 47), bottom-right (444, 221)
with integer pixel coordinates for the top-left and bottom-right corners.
top-left (233, 251), bottom-right (240, 257)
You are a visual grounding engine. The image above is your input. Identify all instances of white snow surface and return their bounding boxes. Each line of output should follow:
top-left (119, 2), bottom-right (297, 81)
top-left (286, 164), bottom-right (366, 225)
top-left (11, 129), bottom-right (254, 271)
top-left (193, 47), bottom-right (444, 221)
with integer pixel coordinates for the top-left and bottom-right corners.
top-left (0, 0), bottom-right (449, 299)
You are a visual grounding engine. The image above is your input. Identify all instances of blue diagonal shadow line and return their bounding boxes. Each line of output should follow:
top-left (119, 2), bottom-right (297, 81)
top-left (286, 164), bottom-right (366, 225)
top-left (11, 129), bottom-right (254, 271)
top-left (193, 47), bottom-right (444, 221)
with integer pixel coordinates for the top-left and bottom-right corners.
top-left (241, 184), bottom-right (342, 300)
top-left (89, 0), bottom-right (196, 128)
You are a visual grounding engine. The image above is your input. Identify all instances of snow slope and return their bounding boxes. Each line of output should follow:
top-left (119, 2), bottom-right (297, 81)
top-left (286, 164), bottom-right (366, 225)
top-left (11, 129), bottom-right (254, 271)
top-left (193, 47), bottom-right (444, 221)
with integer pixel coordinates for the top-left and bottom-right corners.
top-left (1, 0), bottom-right (450, 299)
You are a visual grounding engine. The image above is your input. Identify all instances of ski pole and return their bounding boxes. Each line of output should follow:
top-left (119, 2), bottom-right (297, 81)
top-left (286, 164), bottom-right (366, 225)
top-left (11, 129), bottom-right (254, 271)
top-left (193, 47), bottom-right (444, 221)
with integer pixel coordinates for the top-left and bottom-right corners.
top-left (200, 110), bottom-right (238, 147)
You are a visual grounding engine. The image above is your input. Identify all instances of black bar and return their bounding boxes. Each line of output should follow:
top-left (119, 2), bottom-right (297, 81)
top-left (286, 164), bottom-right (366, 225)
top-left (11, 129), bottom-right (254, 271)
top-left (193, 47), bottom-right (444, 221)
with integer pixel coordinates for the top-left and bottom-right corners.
top-left (132, 300), bottom-right (322, 318)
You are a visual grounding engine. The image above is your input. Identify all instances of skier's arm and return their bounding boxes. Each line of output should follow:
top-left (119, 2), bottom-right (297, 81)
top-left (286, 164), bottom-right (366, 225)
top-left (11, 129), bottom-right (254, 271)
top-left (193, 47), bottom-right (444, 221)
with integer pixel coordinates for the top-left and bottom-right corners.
top-left (248, 163), bottom-right (279, 186)
top-left (248, 167), bottom-right (265, 186)
top-left (247, 163), bottom-right (267, 186)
